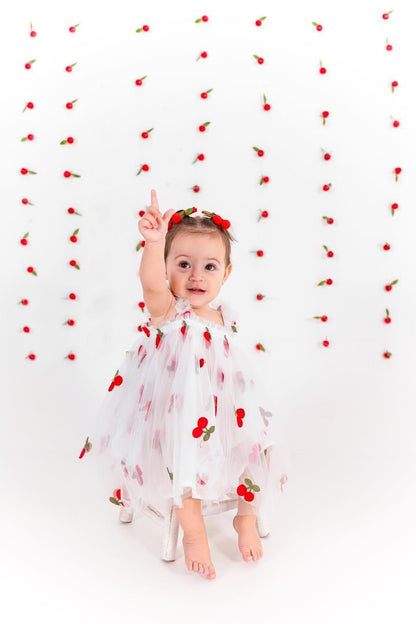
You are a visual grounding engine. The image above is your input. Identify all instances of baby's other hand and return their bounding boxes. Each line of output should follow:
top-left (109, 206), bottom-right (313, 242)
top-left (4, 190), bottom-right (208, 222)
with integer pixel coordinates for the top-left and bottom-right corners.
top-left (138, 189), bottom-right (176, 243)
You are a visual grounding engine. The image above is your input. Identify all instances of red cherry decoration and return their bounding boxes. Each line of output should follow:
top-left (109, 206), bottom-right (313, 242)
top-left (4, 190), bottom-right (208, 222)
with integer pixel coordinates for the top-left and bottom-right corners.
top-left (312, 21), bottom-right (323, 31)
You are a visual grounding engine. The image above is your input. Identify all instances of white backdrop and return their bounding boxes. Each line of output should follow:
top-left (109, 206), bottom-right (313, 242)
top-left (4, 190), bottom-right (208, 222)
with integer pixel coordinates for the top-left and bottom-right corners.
top-left (2, 0), bottom-right (415, 453)
top-left (1, 0), bottom-right (415, 621)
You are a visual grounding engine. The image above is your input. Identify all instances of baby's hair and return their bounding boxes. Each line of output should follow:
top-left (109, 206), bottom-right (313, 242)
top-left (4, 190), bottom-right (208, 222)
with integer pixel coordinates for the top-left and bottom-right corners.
top-left (164, 215), bottom-right (237, 267)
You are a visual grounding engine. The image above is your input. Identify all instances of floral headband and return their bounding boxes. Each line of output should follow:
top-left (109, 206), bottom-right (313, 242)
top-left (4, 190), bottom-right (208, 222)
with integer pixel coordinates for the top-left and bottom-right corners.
top-left (167, 207), bottom-right (231, 231)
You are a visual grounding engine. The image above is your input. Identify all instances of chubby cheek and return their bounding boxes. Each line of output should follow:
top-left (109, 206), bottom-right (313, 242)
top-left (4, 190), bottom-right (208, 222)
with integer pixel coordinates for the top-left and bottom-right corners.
top-left (208, 280), bottom-right (221, 294)
top-left (170, 272), bottom-right (187, 289)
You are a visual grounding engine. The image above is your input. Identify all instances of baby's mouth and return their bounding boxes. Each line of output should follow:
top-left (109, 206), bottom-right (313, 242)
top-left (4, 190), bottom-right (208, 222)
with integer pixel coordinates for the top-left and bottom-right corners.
top-left (188, 288), bottom-right (205, 293)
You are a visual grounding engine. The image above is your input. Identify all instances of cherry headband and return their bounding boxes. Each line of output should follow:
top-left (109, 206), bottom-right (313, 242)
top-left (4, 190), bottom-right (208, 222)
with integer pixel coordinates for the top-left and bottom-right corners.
top-left (168, 207), bottom-right (231, 231)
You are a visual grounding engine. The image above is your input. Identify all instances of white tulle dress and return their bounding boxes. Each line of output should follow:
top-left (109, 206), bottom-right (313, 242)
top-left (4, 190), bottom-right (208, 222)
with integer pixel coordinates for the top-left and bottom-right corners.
top-left (80, 294), bottom-right (289, 524)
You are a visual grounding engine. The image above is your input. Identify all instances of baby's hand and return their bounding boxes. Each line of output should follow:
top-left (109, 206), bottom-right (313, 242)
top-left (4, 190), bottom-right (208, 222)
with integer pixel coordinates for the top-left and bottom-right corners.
top-left (138, 189), bottom-right (176, 243)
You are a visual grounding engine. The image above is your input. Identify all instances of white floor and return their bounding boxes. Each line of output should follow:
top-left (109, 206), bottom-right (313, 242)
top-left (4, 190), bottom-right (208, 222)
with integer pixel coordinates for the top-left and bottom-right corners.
top-left (3, 449), bottom-right (415, 624)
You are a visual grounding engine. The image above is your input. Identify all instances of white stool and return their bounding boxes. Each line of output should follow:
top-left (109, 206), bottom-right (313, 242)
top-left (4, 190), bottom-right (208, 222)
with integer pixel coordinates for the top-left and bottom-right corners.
top-left (118, 497), bottom-right (270, 561)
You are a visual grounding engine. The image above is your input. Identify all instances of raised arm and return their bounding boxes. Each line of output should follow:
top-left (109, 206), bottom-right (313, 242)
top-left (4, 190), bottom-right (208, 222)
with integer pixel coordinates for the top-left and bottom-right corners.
top-left (138, 189), bottom-right (176, 318)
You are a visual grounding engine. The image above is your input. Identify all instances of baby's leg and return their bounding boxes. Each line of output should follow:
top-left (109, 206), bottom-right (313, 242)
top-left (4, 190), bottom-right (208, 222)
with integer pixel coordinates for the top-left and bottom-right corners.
top-left (173, 495), bottom-right (216, 580)
top-left (233, 503), bottom-right (263, 562)
top-left (233, 447), bottom-right (272, 561)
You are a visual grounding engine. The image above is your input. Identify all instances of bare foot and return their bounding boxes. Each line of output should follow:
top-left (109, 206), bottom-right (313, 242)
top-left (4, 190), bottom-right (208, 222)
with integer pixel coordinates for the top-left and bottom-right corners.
top-left (182, 527), bottom-right (216, 580)
top-left (232, 514), bottom-right (263, 562)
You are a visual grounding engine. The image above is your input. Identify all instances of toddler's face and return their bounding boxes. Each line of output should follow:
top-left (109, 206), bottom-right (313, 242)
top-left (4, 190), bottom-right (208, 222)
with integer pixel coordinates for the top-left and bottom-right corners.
top-left (165, 232), bottom-right (232, 309)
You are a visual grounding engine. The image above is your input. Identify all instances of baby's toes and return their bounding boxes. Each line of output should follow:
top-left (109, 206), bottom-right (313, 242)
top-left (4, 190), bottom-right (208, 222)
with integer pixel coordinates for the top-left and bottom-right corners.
top-left (242, 548), bottom-right (253, 561)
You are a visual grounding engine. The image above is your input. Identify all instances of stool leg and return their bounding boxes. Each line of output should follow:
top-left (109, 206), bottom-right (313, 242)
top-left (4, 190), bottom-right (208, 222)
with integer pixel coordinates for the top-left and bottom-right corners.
top-left (161, 503), bottom-right (179, 561)
top-left (255, 512), bottom-right (270, 538)
top-left (119, 506), bottom-right (134, 523)
top-left (255, 445), bottom-right (272, 537)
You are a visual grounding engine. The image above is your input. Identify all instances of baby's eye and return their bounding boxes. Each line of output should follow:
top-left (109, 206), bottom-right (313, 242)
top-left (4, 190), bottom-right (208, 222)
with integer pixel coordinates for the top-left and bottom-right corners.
top-left (206, 263), bottom-right (216, 271)
top-left (179, 261), bottom-right (190, 268)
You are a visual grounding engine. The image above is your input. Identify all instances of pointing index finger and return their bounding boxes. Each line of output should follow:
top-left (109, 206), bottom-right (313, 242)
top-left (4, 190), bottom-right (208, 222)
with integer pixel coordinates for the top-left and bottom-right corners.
top-left (150, 189), bottom-right (159, 211)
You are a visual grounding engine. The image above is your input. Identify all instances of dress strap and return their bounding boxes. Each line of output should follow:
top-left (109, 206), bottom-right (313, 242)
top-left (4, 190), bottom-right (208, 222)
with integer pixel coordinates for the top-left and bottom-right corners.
top-left (213, 298), bottom-right (239, 331)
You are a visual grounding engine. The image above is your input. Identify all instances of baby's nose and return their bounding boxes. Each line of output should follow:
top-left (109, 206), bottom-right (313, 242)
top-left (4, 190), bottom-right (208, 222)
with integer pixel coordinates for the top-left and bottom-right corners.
top-left (190, 266), bottom-right (203, 279)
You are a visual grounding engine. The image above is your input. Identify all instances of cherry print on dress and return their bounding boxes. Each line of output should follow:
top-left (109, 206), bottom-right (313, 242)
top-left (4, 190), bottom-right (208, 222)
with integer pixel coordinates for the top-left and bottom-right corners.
top-left (137, 344), bottom-right (147, 363)
top-left (152, 428), bottom-right (162, 449)
top-left (108, 371), bottom-right (123, 392)
top-left (167, 357), bottom-right (177, 373)
top-left (155, 328), bottom-right (164, 348)
top-left (79, 436), bottom-right (92, 458)
top-left (203, 327), bottom-right (212, 346)
top-left (192, 416), bottom-right (215, 440)
top-left (138, 384), bottom-right (145, 403)
top-left (197, 473), bottom-right (208, 486)
top-left (110, 488), bottom-right (125, 507)
top-left (167, 393), bottom-right (181, 413)
top-left (235, 407), bottom-right (245, 428)
top-left (134, 464), bottom-right (144, 485)
top-left (144, 400), bottom-right (152, 421)
top-left (236, 478), bottom-right (260, 502)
